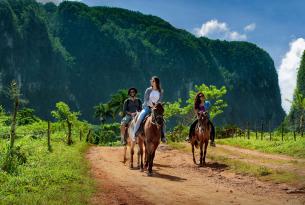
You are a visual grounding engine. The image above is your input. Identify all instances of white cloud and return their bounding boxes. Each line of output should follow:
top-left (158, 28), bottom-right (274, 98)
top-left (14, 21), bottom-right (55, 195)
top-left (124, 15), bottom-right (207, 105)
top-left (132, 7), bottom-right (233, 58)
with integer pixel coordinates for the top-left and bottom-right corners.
top-left (194, 19), bottom-right (248, 41)
top-left (244, 23), bottom-right (256, 32)
top-left (278, 38), bottom-right (305, 113)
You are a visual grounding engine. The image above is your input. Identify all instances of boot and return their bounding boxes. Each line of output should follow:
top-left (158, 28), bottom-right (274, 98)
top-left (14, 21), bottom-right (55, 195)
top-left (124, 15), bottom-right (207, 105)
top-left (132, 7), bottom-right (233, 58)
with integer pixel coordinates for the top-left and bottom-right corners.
top-left (210, 140), bottom-right (216, 147)
top-left (161, 132), bottom-right (167, 143)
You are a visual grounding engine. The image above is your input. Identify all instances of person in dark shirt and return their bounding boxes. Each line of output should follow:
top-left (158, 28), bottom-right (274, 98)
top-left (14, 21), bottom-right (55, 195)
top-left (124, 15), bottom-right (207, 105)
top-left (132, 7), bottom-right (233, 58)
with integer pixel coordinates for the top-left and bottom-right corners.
top-left (120, 87), bottom-right (142, 145)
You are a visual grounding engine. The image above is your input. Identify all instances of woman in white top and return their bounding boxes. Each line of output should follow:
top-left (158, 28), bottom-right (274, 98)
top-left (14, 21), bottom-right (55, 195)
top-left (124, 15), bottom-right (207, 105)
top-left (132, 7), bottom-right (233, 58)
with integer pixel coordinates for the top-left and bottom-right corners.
top-left (133, 76), bottom-right (166, 143)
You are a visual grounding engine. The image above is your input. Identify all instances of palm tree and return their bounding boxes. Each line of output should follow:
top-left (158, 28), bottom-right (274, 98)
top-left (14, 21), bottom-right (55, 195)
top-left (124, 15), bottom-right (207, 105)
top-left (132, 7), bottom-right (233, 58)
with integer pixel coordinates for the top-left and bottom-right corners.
top-left (108, 89), bottom-right (128, 118)
top-left (94, 103), bottom-right (113, 123)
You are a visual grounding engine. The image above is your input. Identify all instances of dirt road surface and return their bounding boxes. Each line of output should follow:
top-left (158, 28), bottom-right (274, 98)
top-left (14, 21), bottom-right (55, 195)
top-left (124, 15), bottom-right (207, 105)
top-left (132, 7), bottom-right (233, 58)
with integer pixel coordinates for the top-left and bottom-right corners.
top-left (86, 144), bottom-right (305, 205)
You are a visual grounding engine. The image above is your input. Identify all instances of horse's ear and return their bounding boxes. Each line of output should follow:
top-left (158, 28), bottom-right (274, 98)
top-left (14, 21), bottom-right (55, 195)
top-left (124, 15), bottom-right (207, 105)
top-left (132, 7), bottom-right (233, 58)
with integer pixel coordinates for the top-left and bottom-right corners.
top-left (161, 102), bottom-right (166, 106)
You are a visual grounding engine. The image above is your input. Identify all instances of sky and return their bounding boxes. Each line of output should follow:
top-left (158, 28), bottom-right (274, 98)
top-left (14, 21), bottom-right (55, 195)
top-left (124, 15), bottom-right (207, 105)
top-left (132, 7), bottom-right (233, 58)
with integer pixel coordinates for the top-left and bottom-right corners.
top-left (40, 0), bottom-right (305, 113)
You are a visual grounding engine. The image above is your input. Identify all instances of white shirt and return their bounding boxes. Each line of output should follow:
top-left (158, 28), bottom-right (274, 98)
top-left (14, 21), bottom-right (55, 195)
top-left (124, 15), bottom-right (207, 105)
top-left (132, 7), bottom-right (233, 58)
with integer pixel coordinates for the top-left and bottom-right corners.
top-left (148, 90), bottom-right (160, 107)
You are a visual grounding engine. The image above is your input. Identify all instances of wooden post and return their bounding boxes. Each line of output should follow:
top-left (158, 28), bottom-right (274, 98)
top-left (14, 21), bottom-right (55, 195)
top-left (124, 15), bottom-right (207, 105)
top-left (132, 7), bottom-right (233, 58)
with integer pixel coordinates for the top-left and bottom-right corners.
top-left (247, 122), bottom-right (250, 139)
top-left (293, 130), bottom-right (296, 141)
top-left (281, 124), bottom-right (284, 141)
top-left (261, 122), bottom-right (263, 140)
top-left (80, 129), bottom-right (83, 141)
top-left (47, 121), bottom-right (52, 152)
top-left (255, 122), bottom-right (258, 140)
top-left (269, 121), bottom-right (272, 141)
top-left (86, 129), bottom-right (91, 143)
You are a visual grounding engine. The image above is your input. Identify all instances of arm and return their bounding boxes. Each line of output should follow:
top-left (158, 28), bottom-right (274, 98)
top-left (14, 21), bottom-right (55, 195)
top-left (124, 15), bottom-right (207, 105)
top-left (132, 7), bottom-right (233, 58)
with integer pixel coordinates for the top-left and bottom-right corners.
top-left (138, 99), bottom-right (142, 111)
top-left (143, 88), bottom-right (151, 107)
top-left (157, 90), bottom-right (163, 103)
top-left (123, 99), bottom-right (128, 115)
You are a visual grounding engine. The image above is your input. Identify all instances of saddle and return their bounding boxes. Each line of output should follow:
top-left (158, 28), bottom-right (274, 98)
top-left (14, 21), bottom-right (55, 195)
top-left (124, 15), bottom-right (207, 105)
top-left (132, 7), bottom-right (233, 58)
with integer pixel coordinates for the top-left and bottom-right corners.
top-left (135, 114), bottom-right (151, 136)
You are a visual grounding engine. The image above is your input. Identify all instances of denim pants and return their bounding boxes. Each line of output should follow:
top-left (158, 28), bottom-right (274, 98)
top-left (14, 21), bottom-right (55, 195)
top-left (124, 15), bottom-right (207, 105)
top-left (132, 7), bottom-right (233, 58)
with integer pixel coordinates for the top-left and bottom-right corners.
top-left (133, 106), bottom-right (165, 137)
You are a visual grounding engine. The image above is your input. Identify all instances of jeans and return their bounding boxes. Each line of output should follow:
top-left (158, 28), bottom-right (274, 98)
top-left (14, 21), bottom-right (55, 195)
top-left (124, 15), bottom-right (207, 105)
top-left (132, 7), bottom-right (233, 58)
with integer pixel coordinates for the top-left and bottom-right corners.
top-left (133, 107), bottom-right (151, 138)
top-left (133, 106), bottom-right (166, 138)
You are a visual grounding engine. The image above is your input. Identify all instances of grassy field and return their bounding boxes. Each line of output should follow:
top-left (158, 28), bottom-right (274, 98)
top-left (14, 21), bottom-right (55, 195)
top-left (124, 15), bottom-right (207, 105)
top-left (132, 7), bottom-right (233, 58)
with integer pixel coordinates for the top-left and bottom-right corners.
top-left (217, 132), bottom-right (305, 158)
top-left (0, 127), bottom-right (95, 205)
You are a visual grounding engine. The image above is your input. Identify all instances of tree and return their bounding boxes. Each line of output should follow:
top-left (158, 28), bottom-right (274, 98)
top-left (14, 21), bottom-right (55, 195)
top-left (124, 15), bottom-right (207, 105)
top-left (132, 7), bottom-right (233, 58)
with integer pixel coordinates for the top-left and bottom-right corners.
top-left (108, 89), bottom-right (129, 118)
top-left (17, 108), bottom-right (40, 125)
top-left (51, 102), bottom-right (80, 145)
top-left (164, 83), bottom-right (228, 126)
top-left (289, 91), bottom-right (305, 131)
top-left (94, 103), bottom-right (113, 123)
top-left (183, 84), bottom-right (228, 120)
top-left (94, 89), bottom-right (129, 123)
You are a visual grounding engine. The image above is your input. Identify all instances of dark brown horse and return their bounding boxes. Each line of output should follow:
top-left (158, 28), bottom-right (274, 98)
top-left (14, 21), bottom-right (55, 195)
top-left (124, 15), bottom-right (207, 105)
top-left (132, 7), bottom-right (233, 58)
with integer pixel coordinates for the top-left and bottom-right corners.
top-left (191, 111), bottom-right (211, 166)
top-left (141, 103), bottom-right (164, 176)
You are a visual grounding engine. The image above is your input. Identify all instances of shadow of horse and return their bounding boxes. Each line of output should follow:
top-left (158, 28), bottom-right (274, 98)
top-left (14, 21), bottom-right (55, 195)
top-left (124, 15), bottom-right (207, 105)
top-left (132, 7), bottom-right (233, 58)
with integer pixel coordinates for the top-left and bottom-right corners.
top-left (198, 162), bottom-right (228, 171)
top-left (151, 172), bottom-right (187, 182)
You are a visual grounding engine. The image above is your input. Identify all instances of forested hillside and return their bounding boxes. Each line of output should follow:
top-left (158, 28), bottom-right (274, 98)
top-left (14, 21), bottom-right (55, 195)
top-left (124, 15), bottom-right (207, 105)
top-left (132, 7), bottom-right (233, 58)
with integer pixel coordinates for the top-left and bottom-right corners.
top-left (0, 0), bottom-right (285, 127)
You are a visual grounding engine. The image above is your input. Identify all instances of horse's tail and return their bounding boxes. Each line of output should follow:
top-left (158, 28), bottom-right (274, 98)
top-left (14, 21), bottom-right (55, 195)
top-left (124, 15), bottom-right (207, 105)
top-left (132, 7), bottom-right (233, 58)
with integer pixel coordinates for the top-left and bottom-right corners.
top-left (194, 140), bottom-right (199, 148)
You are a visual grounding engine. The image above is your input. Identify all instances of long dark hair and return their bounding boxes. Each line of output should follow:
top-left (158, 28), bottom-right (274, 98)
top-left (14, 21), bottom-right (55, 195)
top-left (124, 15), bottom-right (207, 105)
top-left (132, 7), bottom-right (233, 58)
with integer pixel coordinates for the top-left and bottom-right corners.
top-left (152, 76), bottom-right (162, 93)
top-left (194, 92), bottom-right (204, 110)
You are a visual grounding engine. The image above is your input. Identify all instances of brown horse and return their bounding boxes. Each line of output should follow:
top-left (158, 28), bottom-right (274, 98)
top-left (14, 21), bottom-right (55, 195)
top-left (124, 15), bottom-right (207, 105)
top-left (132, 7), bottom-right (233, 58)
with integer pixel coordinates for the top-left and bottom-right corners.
top-left (142, 103), bottom-right (164, 176)
top-left (191, 111), bottom-right (211, 166)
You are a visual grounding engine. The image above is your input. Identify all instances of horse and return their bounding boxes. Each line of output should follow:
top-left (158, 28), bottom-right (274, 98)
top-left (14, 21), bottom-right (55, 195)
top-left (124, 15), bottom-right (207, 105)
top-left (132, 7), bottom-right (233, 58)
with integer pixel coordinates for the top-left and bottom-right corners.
top-left (142, 103), bottom-right (164, 176)
top-left (191, 111), bottom-right (211, 167)
top-left (122, 114), bottom-right (145, 171)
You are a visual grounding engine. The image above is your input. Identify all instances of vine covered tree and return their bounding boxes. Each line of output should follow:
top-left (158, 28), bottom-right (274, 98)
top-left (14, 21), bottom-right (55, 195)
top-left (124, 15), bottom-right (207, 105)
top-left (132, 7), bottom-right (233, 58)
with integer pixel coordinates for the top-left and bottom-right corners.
top-left (51, 102), bottom-right (80, 145)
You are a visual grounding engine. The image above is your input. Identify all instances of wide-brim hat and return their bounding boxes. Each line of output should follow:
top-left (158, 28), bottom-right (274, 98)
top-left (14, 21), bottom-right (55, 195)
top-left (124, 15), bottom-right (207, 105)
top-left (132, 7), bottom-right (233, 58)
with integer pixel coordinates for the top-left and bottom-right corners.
top-left (128, 87), bottom-right (138, 95)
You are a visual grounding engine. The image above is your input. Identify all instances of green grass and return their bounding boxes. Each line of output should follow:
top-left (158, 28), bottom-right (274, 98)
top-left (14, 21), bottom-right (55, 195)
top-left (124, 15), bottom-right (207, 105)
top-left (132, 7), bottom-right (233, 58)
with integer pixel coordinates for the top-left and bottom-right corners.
top-left (217, 133), bottom-right (305, 158)
top-left (0, 131), bottom-right (95, 205)
top-left (208, 154), bottom-right (303, 184)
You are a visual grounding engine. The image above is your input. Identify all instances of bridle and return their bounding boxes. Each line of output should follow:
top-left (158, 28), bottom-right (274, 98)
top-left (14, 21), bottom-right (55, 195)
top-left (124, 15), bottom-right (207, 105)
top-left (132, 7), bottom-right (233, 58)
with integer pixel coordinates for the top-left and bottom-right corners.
top-left (151, 107), bottom-right (164, 128)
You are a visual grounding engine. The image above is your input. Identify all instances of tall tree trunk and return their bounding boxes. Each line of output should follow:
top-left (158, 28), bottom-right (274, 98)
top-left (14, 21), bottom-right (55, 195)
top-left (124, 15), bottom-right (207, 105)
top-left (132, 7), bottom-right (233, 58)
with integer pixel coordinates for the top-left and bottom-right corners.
top-left (67, 121), bottom-right (73, 145)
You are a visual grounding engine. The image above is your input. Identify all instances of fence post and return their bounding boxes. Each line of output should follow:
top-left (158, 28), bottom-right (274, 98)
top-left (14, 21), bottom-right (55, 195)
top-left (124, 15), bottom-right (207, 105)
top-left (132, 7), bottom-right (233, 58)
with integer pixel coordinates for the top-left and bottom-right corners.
top-left (80, 129), bottom-right (83, 141)
top-left (86, 129), bottom-right (91, 143)
top-left (281, 124), bottom-right (284, 141)
top-left (47, 121), bottom-right (52, 152)
top-left (269, 121), bottom-right (271, 141)
top-left (293, 130), bottom-right (296, 141)
top-left (247, 122), bottom-right (250, 139)
top-left (255, 122), bottom-right (258, 140)
top-left (261, 122), bottom-right (264, 140)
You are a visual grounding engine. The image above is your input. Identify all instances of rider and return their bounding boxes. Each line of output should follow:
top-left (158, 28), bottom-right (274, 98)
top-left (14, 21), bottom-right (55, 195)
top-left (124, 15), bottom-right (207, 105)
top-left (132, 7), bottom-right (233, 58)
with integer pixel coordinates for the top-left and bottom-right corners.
top-left (186, 92), bottom-right (216, 146)
top-left (120, 87), bottom-right (142, 145)
top-left (132, 76), bottom-right (167, 143)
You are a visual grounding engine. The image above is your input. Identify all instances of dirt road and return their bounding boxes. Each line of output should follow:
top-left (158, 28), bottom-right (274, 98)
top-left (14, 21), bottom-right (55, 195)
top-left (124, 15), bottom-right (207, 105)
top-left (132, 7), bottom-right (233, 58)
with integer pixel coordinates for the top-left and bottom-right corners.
top-left (86, 144), bottom-right (305, 205)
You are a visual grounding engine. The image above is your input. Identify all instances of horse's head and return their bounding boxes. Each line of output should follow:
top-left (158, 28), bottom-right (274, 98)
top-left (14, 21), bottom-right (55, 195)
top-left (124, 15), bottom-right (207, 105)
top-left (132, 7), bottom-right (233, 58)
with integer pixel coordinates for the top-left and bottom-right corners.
top-left (197, 111), bottom-right (209, 127)
top-left (151, 102), bottom-right (164, 127)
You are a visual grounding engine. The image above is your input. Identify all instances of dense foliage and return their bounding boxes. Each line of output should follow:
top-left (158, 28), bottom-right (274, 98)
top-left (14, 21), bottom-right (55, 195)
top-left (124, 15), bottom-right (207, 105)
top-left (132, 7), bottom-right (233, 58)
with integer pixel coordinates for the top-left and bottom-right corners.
top-left (0, 0), bottom-right (285, 128)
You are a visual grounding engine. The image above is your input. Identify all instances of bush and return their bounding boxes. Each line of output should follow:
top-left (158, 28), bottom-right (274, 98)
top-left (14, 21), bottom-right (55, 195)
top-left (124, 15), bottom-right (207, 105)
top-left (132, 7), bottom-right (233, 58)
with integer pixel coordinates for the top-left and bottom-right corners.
top-left (167, 124), bottom-right (189, 142)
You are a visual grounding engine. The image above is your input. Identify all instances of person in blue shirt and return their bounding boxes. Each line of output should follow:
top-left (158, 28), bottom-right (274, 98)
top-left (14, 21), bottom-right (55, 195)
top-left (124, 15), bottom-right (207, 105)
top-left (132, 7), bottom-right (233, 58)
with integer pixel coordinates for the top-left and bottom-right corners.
top-left (186, 92), bottom-right (216, 146)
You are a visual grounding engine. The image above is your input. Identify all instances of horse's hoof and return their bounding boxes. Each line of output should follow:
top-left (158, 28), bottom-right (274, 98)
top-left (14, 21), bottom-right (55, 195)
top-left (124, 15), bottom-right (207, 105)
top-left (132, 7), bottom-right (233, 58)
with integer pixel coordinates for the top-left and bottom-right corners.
top-left (193, 160), bottom-right (197, 164)
top-left (140, 168), bottom-right (144, 172)
top-left (147, 172), bottom-right (153, 177)
top-left (199, 164), bottom-right (203, 167)
top-left (129, 165), bottom-right (133, 169)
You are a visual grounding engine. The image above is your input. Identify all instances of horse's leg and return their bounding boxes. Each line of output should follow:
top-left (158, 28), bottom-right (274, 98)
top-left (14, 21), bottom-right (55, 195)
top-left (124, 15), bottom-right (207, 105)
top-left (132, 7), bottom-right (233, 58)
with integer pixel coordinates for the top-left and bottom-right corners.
top-left (144, 142), bottom-right (148, 170)
top-left (137, 143), bottom-right (141, 169)
top-left (199, 141), bottom-right (204, 167)
top-left (192, 144), bottom-right (196, 164)
top-left (146, 151), bottom-right (152, 176)
top-left (130, 143), bottom-right (134, 169)
top-left (139, 138), bottom-right (144, 172)
top-left (123, 145), bottom-right (127, 163)
top-left (203, 140), bottom-right (208, 165)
